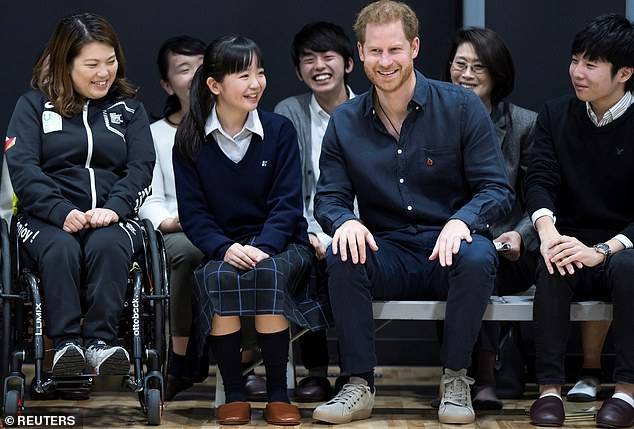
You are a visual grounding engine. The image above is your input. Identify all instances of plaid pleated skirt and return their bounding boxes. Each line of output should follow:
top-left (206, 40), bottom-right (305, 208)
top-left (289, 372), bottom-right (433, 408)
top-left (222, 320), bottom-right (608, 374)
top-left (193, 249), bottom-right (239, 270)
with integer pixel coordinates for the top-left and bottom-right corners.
top-left (191, 243), bottom-right (332, 349)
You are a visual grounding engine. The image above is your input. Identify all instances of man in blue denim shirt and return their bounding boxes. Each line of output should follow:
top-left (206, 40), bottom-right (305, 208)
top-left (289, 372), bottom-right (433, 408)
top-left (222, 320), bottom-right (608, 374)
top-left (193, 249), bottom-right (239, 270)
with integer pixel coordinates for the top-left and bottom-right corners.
top-left (312, 1), bottom-right (513, 425)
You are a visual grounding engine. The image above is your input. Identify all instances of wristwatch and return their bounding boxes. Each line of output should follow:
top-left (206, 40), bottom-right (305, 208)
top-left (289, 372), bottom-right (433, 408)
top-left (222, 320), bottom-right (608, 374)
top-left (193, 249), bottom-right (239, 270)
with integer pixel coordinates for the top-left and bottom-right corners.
top-left (593, 242), bottom-right (611, 260)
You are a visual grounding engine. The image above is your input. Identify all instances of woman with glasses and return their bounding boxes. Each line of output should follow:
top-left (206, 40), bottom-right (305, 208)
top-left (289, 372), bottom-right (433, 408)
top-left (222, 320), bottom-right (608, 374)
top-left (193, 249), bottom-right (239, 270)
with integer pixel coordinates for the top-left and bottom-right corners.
top-left (445, 27), bottom-right (539, 410)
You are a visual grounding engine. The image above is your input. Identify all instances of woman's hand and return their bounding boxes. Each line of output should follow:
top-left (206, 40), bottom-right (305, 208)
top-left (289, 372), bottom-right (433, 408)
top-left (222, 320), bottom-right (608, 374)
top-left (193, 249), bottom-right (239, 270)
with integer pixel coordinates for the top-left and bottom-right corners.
top-left (85, 208), bottom-right (119, 228)
top-left (159, 217), bottom-right (181, 233)
top-left (63, 209), bottom-right (89, 233)
top-left (224, 243), bottom-right (257, 270)
top-left (242, 245), bottom-right (270, 264)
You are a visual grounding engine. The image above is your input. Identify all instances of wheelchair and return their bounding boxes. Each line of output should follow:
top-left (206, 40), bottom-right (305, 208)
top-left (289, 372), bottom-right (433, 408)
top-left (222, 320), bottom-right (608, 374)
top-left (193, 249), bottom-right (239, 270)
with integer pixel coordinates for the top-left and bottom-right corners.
top-left (0, 216), bottom-right (170, 426)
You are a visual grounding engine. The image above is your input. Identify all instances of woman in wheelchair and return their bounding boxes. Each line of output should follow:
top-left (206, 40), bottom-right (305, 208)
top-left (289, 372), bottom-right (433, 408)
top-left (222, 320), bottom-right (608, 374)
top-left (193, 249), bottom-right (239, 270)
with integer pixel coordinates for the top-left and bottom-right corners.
top-left (4, 13), bottom-right (154, 377)
top-left (173, 35), bottom-right (330, 425)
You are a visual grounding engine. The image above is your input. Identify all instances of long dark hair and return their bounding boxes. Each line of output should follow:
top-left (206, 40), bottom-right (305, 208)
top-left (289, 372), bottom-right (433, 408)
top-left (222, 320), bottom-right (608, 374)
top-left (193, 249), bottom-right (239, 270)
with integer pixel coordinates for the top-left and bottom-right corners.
top-left (31, 12), bottom-right (136, 117)
top-left (156, 35), bottom-right (206, 119)
top-left (175, 35), bottom-right (264, 162)
top-left (445, 27), bottom-right (515, 108)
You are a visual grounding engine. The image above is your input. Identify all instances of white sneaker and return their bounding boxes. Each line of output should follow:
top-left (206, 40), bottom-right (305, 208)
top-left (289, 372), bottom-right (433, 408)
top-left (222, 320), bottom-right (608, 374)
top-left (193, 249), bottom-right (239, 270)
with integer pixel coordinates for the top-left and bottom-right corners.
top-left (312, 377), bottom-right (375, 424)
top-left (52, 342), bottom-right (85, 376)
top-left (86, 341), bottom-right (130, 375)
top-left (567, 376), bottom-right (600, 402)
top-left (438, 368), bottom-right (476, 424)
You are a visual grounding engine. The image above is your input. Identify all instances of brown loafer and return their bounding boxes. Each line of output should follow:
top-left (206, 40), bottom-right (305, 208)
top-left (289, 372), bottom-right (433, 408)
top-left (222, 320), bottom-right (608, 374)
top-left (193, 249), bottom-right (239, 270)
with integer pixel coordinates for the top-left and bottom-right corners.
top-left (529, 396), bottom-right (565, 427)
top-left (264, 401), bottom-right (301, 426)
top-left (216, 401), bottom-right (251, 425)
top-left (596, 398), bottom-right (634, 428)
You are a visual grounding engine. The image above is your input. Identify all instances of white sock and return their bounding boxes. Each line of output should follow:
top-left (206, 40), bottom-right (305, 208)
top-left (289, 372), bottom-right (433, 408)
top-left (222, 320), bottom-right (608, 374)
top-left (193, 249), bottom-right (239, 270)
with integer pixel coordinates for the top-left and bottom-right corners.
top-left (539, 392), bottom-right (562, 400)
top-left (613, 392), bottom-right (634, 408)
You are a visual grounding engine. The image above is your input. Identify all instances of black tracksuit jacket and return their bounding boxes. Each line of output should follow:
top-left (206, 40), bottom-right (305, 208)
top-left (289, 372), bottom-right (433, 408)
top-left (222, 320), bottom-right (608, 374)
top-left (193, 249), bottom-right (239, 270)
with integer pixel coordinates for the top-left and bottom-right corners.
top-left (5, 89), bottom-right (155, 227)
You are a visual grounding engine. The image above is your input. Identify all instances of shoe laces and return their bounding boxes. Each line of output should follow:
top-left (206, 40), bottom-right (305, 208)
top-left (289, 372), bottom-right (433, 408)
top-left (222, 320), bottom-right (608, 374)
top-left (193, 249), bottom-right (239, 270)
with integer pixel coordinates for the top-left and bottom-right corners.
top-left (442, 372), bottom-right (474, 406)
top-left (326, 383), bottom-right (368, 409)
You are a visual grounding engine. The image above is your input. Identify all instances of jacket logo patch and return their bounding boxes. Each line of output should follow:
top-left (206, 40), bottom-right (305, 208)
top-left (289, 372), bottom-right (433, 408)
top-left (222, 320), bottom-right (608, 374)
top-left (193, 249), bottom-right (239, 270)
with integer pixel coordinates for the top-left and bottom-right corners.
top-left (44, 101), bottom-right (54, 109)
top-left (109, 112), bottom-right (123, 125)
top-left (261, 160), bottom-right (268, 167)
top-left (4, 136), bottom-right (16, 152)
top-left (617, 147), bottom-right (624, 156)
top-left (42, 111), bottom-right (63, 134)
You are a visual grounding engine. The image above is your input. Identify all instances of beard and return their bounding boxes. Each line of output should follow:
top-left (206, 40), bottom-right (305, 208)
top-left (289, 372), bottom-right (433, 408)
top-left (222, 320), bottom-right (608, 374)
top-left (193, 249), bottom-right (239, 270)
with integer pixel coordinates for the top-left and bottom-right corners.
top-left (364, 60), bottom-right (415, 94)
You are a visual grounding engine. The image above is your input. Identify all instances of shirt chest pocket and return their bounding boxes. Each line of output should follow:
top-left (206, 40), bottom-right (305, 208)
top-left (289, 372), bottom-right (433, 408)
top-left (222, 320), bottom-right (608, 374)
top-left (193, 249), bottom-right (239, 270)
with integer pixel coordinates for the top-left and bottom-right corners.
top-left (414, 147), bottom-right (459, 182)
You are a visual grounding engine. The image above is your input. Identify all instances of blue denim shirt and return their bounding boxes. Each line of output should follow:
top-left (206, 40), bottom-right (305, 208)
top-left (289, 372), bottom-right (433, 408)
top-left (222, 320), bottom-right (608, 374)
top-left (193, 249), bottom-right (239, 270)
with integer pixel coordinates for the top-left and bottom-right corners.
top-left (314, 70), bottom-right (514, 235)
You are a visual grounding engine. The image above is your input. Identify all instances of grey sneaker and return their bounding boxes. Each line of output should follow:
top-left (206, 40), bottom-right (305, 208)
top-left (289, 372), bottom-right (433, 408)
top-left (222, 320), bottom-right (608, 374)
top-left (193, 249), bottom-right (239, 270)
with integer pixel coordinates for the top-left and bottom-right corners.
top-left (86, 341), bottom-right (130, 375)
top-left (52, 342), bottom-right (85, 377)
top-left (438, 368), bottom-right (476, 424)
top-left (312, 377), bottom-right (375, 424)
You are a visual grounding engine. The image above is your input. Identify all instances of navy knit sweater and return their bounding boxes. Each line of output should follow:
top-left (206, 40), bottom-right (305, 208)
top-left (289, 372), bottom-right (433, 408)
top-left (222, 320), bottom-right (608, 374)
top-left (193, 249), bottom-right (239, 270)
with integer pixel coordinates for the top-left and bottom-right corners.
top-left (525, 95), bottom-right (634, 245)
top-left (173, 110), bottom-right (309, 260)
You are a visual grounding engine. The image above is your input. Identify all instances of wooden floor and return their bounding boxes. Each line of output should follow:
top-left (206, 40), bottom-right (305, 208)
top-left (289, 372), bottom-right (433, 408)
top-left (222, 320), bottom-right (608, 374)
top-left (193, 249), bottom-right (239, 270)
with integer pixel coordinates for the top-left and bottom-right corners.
top-left (8, 366), bottom-right (605, 428)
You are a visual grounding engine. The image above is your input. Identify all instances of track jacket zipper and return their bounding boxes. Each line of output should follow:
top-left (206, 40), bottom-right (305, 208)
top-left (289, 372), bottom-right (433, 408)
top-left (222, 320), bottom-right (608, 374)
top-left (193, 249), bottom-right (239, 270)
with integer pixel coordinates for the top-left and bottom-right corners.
top-left (82, 101), bottom-right (97, 209)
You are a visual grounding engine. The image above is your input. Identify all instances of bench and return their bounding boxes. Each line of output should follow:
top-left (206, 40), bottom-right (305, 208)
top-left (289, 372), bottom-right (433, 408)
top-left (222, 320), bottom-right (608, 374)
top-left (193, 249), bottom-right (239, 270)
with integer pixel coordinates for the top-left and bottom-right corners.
top-left (214, 296), bottom-right (612, 405)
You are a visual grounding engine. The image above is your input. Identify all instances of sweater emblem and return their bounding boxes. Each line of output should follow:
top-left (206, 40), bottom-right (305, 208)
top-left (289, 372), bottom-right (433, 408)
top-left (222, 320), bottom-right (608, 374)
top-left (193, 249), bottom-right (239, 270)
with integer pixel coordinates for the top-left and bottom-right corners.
top-left (261, 160), bottom-right (268, 167)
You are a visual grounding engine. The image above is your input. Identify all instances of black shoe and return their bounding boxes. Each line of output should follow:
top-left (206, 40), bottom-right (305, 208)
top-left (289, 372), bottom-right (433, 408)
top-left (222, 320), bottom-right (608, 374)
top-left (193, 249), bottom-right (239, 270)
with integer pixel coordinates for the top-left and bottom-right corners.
top-left (333, 375), bottom-right (349, 395)
top-left (164, 373), bottom-right (194, 401)
top-left (245, 373), bottom-right (267, 402)
top-left (294, 376), bottom-right (332, 402)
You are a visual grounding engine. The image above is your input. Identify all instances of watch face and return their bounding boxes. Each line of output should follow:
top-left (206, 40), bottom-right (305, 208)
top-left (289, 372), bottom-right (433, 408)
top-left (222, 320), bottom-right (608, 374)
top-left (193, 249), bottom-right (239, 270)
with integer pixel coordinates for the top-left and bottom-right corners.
top-left (594, 243), bottom-right (610, 255)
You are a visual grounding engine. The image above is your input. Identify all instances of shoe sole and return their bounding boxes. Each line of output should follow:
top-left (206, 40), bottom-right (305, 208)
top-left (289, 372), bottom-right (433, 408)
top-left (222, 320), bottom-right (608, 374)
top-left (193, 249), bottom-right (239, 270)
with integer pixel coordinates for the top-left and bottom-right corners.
top-left (52, 349), bottom-right (85, 377)
top-left (438, 412), bottom-right (476, 425)
top-left (567, 393), bottom-right (596, 402)
top-left (313, 408), bottom-right (372, 424)
top-left (96, 349), bottom-right (130, 375)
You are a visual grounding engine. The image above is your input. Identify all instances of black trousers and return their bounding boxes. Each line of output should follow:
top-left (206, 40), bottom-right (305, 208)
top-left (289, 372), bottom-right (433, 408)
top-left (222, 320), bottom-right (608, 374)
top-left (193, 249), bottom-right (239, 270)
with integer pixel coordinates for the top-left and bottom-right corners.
top-left (327, 228), bottom-right (497, 375)
top-left (17, 215), bottom-right (143, 345)
top-left (533, 249), bottom-right (634, 385)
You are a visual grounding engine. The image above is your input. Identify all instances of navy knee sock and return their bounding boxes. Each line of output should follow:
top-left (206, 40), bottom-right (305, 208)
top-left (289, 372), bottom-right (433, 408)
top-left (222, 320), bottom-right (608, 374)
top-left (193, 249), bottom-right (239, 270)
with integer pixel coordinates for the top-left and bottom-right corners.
top-left (209, 331), bottom-right (246, 403)
top-left (258, 329), bottom-right (290, 403)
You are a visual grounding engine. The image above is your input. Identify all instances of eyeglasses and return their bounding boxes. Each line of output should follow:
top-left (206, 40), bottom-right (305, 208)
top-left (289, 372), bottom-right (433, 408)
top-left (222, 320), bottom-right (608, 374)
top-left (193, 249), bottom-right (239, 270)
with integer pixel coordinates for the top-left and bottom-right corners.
top-left (450, 60), bottom-right (487, 74)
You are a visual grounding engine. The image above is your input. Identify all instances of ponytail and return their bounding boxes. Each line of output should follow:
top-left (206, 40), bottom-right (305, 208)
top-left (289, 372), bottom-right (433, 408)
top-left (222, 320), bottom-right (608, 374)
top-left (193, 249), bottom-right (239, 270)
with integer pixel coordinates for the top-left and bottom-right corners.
top-left (175, 67), bottom-right (213, 162)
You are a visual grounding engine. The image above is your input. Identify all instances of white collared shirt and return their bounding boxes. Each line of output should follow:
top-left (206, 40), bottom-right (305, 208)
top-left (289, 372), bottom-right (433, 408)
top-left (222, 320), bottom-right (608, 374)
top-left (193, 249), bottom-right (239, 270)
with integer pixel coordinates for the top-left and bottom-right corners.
top-left (306, 88), bottom-right (355, 245)
top-left (531, 91), bottom-right (634, 248)
top-left (586, 91), bottom-right (634, 127)
top-left (204, 107), bottom-right (264, 163)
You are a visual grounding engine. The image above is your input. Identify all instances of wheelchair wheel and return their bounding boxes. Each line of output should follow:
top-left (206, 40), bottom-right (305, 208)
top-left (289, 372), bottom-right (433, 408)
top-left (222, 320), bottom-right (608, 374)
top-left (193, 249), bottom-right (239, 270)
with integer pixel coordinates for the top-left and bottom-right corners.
top-left (146, 388), bottom-right (161, 426)
top-left (4, 389), bottom-right (21, 416)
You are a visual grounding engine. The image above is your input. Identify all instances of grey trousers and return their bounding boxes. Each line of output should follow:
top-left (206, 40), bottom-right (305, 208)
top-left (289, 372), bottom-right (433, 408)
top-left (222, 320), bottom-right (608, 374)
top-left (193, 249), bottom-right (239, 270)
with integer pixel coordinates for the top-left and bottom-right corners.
top-left (164, 232), bottom-right (204, 337)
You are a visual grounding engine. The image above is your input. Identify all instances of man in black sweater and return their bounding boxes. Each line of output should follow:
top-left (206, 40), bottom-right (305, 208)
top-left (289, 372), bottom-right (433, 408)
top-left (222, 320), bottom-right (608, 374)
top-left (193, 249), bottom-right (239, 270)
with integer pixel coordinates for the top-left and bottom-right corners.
top-left (526, 14), bottom-right (634, 428)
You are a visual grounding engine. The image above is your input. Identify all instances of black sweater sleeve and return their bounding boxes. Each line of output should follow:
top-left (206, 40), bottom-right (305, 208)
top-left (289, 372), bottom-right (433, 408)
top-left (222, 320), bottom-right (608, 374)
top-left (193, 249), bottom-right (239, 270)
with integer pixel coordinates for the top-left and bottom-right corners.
top-left (525, 105), bottom-right (560, 218)
top-left (5, 94), bottom-right (78, 227)
top-left (103, 102), bottom-right (155, 218)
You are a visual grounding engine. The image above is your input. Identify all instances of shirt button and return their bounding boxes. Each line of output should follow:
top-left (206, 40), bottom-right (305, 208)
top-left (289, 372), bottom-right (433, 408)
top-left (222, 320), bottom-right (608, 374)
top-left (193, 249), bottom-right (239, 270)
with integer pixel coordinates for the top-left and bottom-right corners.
top-left (415, 106), bottom-right (420, 110)
top-left (397, 149), bottom-right (403, 154)
top-left (399, 178), bottom-right (404, 183)
top-left (407, 205), bottom-right (413, 211)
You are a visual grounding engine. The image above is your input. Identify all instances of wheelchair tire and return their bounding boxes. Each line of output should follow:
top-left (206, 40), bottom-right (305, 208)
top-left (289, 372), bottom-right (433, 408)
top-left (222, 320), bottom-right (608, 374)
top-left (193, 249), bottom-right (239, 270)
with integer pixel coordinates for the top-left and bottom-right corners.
top-left (146, 388), bottom-right (161, 426)
top-left (4, 389), bottom-right (21, 416)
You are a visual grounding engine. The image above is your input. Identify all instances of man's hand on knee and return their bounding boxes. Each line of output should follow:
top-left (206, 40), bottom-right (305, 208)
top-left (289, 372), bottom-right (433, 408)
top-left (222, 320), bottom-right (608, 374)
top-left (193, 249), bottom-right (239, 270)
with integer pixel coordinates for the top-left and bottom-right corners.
top-left (332, 219), bottom-right (378, 264)
top-left (429, 219), bottom-right (472, 267)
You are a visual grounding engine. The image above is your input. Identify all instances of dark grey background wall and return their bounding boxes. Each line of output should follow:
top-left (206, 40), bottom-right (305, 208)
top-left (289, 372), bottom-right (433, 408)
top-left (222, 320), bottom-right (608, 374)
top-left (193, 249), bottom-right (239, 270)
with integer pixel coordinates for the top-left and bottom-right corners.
top-left (487, 0), bottom-right (626, 112)
top-left (0, 0), bottom-right (459, 131)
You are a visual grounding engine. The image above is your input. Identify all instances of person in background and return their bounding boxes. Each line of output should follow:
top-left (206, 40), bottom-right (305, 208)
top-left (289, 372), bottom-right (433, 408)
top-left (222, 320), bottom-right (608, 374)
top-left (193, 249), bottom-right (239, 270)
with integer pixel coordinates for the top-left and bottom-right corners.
top-left (274, 21), bottom-right (355, 402)
top-left (446, 27), bottom-right (538, 410)
top-left (139, 35), bottom-right (208, 400)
